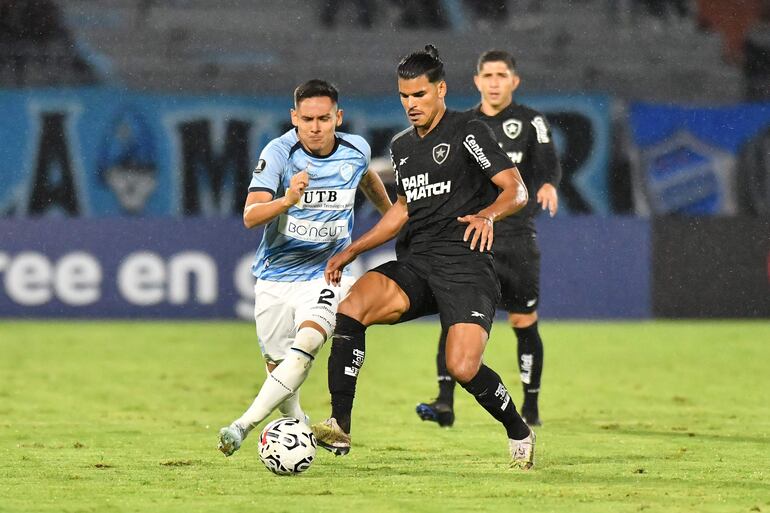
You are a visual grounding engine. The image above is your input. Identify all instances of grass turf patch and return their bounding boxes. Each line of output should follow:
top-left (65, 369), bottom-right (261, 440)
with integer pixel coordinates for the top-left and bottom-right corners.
top-left (1, 320), bottom-right (768, 512)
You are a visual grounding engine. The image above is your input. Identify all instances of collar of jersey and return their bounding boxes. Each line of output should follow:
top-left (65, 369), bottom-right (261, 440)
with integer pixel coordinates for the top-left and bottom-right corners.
top-left (291, 134), bottom-right (341, 160)
top-left (412, 110), bottom-right (450, 141)
top-left (474, 103), bottom-right (517, 120)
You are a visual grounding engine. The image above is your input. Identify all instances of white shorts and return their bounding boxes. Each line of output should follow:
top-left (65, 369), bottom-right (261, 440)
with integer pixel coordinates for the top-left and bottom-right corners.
top-left (254, 276), bottom-right (355, 364)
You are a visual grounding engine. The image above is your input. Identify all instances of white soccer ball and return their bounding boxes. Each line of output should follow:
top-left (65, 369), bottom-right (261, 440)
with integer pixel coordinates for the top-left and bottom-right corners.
top-left (257, 417), bottom-right (317, 475)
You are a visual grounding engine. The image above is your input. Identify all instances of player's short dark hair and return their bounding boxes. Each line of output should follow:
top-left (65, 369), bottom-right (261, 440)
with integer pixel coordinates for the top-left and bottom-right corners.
top-left (397, 44), bottom-right (445, 83)
top-left (477, 50), bottom-right (517, 73)
top-left (293, 79), bottom-right (339, 107)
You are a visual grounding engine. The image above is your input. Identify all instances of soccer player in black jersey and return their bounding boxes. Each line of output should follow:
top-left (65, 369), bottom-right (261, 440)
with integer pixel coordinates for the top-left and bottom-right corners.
top-left (312, 45), bottom-right (537, 469)
top-left (416, 50), bottom-right (562, 428)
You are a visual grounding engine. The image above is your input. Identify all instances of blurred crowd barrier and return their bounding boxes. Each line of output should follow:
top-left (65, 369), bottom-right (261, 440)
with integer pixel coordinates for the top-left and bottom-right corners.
top-left (1, 215), bottom-right (768, 320)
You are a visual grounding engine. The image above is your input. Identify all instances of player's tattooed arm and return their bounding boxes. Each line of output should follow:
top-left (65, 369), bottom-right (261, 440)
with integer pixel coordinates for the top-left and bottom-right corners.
top-left (242, 170), bottom-right (309, 228)
top-left (358, 169), bottom-right (393, 215)
top-left (325, 197), bottom-right (409, 285)
top-left (457, 167), bottom-right (528, 252)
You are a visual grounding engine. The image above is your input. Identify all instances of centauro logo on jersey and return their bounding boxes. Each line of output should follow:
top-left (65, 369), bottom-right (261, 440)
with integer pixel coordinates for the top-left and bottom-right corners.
top-left (463, 134), bottom-right (491, 169)
top-left (402, 173), bottom-right (451, 203)
top-left (279, 215), bottom-right (349, 243)
top-left (297, 188), bottom-right (356, 211)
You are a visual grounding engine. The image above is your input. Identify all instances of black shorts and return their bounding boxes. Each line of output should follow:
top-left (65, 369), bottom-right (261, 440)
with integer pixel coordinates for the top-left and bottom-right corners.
top-left (371, 250), bottom-right (501, 334)
top-left (494, 232), bottom-right (541, 314)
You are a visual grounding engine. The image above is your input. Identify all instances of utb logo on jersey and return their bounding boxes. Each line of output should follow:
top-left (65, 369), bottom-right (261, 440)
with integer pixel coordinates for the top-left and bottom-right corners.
top-left (503, 118), bottom-right (522, 139)
top-left (432, 143), bottom-right (450, 165)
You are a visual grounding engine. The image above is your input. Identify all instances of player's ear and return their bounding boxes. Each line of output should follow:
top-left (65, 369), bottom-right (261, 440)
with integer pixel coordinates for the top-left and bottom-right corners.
top-left (335, 108), bottom-right (343, 127)
top-left (511, 74), bottom-right (521, 93)
top-left (437, 80), bottom-right (447, 99)
top-left (473, 74), bottom-right (482, 92)
top-left (290, 108), bottom-right (298, 127)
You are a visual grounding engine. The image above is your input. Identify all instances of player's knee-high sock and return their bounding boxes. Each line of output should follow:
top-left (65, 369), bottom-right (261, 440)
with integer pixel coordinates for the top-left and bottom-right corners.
top-left (277, 392), bottom-right (305, 422)
top-left (436, 327), bottom-right (456, 406)
top-left (328, 313), bottom-right (366, 434)
top-left (235, 327), bottom-right (325, 434)
top-left (459, 364), bottom-right (530, 440)
top-left (514, 322), bottom-right (544, 412)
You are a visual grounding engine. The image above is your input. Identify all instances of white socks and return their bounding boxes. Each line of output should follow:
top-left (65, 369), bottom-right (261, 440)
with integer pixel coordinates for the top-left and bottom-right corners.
top-left (277, 392), bottom-right (305, 421)
top-left (235, 327), bottom-right (326, 433)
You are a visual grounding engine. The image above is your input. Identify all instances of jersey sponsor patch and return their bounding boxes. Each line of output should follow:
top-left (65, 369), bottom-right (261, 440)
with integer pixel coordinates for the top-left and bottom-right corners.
top-left (432, 143), bottom-right (450, 165)
top-left (254, 159), bottom-right (267, 173)
top-left (297, 188), bottom-right (356, 211)
top-left (463, 134), bottom-right (491, 169)
top-left (402, 172), bottom-right (452, 203)
top-left (278, 215), bottom-right (349, 243)
top-left (531, 116), bottom-right (550, 143)
top-left (503, 118), bottom-right (522, 139)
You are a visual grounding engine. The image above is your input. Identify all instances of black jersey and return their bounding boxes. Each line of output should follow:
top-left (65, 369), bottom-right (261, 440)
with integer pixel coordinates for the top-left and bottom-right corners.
top-left (472, 103), bottom-right (561, 235)
top-left (391, 109), bottom-right (514, 256)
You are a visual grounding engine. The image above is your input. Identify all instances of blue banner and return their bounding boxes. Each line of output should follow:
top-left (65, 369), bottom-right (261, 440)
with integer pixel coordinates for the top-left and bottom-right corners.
top-left (628, 102), bottom-right (770, 215)
top-left (0, 216), bottom-right (650, 320)
top-left (0, 88), bottom-right (612, 217)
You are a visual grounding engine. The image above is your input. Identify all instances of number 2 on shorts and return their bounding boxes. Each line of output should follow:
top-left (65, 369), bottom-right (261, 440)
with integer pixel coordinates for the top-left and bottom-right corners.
top-left (317, 288), bottom-right (335, 306)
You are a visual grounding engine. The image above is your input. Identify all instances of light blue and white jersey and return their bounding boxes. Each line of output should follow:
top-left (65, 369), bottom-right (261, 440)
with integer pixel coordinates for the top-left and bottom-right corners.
top-left (249, 129), bottom-right (371, 282)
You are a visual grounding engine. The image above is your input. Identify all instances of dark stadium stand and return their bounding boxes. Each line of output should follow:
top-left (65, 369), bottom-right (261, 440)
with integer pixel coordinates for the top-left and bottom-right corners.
top-left (0, 0), bottom-right (99, 86)
top-left (56, 0), bottom-right (741, 102)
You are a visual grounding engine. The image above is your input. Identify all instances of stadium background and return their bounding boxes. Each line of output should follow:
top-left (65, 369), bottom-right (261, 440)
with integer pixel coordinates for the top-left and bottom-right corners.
top-left (1, 0), bottom-right (768, 321)
top-left (1, 2), bottom-right (769, 511)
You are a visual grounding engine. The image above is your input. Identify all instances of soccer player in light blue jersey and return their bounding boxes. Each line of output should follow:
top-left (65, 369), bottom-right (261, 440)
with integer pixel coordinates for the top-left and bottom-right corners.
top-left (218, 79), bottom-right (391, 456)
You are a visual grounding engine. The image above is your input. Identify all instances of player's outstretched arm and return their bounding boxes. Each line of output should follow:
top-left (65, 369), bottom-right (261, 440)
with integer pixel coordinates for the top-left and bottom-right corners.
top-left (358, 169), bottom-right (393, 215)
top-left (325, 197), bottom-right (408, 285)
top-left (457, 167), bottom-right (528, 252)
top-left (242, 171), bottom-right (309, 228)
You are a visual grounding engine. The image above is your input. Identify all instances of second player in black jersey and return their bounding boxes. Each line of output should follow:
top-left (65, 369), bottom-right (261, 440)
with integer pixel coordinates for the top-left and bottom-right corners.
top-left (312, 45), bottom-right (538, 469)
top-left (417, 50), bottom-right (562, 428)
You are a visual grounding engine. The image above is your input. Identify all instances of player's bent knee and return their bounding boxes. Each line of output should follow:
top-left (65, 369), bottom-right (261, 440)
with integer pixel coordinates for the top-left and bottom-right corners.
top-left (291, 326), bottom-right (326, 358)
top-left (338, 271), bottom-right (409, 326)
top-left (337, 296), bottom-right (363, 320)
top-left (509, 311), bottom-right (538, 328)
top-left (446, 358), bottom-right (481, 384)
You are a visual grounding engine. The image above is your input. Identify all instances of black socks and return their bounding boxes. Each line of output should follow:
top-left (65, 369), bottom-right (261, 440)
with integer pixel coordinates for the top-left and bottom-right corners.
top-left (460, 364), bottom-right (530, 440)
top-left (514, 322), bottom-right (544, 413)
top-left (435, 326), bottom-right (456, 406)
top-left (327, 313), bottom-right (366, 433)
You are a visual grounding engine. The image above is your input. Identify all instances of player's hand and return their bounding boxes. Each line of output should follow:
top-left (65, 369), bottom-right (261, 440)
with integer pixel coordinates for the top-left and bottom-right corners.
top-left (325, 249), bottom-right (356, 286)
top-left (457, 214), bottom-right (494, 252)
top-left (284, 170), bottom-right (310, 206)
top-left (537, 183), bottom-right (558, 217)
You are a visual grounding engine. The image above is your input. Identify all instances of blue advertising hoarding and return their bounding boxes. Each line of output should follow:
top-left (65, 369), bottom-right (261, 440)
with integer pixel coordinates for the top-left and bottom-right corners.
top-left (628, 102), bottom-right (770, 215)
top-left (0, 216), bottom-right (650, 320)
top-left (0, 88), bottom-right (612, 218)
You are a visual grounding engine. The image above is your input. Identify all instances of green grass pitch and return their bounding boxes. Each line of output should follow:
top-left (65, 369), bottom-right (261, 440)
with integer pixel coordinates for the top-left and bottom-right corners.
top-left (1, 320), bottom-right (768, 513)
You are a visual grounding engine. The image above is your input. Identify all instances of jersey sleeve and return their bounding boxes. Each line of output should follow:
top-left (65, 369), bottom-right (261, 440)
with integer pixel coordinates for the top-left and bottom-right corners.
top-left (341, 133), bottom-right (372, 175)
top-left (391, 148), bottom-right (405, 197)
top-left (248, 140), bottom-right (287, 196)
top-left (462, 119), bottom-right (514, 179)
top-left (529, 115), bottom-right (562, 188)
